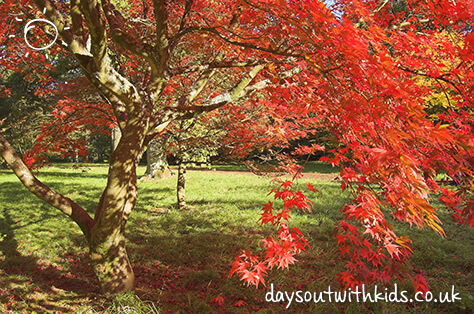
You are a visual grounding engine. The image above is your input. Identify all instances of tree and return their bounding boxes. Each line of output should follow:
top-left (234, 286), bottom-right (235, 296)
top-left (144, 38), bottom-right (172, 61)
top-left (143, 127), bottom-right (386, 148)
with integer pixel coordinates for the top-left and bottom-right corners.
top-left (0, 69), bottom-right (50, 163)
top-left (22, 76), bottom-right (115, 167)
top-left (0, 0), bottom-right (473, 295)
top-left (0, 0), bottom-right (317, 294)
top-left (0, 46), bottom-right (79, 165)
top-left (230, 0), bottom-right (474, 290)
top-left (144, 136), bottom-right (172, 179)
top-left (167, 116), bottom-right (222, 210)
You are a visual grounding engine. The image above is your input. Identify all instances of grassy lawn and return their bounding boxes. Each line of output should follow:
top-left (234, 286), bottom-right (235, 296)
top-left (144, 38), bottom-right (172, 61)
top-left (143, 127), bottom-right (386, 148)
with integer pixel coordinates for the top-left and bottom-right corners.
top-left (0, 164), bottom-right (472, 313)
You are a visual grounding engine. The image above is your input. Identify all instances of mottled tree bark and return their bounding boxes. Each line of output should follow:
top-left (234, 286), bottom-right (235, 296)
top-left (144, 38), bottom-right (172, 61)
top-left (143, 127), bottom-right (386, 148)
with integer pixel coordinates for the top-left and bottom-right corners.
top-left (90, 119), bottom-right (147, 293)
top-left (111, 126), bottom-right (121, 152)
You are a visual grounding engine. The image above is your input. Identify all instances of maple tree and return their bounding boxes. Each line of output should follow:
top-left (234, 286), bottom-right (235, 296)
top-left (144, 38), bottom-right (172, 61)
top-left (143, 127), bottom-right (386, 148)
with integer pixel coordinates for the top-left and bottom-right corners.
top-left (0, 0), bottom-right (472, 297)
top-left (0, 0), bottom-right (317, 294)
top-left (230, 0), bottom-right (474, 292)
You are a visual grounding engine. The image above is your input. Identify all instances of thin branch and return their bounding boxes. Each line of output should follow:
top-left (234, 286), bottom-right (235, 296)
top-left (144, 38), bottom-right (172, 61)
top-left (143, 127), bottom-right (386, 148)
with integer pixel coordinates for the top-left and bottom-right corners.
top-left (171, 26), bottom-right (305, 58)
top-left (178, 0), bottom-right (193, 32)
top-left (176, 52), bottom-right (226, 108)
top-left (374, 0), bottom-right (389, 14)
top-left (398, 66), bottom-right (464, 96)
top-left (171, 59), bottom-right (270, 76)
top-left (172, 64), bottom-right (267, 119)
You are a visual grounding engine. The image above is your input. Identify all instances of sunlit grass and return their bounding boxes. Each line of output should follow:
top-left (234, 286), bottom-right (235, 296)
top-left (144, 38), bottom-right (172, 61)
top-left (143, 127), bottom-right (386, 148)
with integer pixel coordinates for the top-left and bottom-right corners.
top-left (0, 164), bottom-right (472, 313)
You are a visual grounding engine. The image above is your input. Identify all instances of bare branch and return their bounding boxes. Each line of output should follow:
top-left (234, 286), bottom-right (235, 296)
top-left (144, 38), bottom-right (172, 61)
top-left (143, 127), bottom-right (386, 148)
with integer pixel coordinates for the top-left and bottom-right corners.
top-left (171, 27), bottom-right (304, 58)
top-left (178, 0), bottom-right (193, 32)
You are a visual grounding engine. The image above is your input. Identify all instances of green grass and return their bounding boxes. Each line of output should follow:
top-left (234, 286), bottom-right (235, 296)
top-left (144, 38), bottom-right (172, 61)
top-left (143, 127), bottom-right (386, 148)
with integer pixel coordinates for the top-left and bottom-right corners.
top-left (302, 161), bottom-right (340, 174)
top-left (0, 165), bottom-right (472, 313)
top-left (179, 160), bottom-right (340, 173)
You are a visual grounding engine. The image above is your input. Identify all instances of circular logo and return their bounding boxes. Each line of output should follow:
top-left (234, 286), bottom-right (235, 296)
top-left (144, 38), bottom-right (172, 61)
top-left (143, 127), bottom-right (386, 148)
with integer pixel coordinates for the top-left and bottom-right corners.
top-left (24, 18), bottom-right (58, 51)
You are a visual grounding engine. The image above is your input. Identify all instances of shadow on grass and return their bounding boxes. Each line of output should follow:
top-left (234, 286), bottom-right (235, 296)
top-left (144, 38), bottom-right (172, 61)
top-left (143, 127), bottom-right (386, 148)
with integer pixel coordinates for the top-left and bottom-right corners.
top-left (35, 170), bottom-right (108, 180)
top-left (0, 166), bottom-right (472, 312)
top-left (186, 198), bottom-right (263, 210)
top-left (0, 178), bottom-right (100, 312)
top-left (125, 210), bottom-right (344, 313)
top-left (0, 209), bottom-right (98, 312)
top-left (0, 180), bottom-right (106, 218)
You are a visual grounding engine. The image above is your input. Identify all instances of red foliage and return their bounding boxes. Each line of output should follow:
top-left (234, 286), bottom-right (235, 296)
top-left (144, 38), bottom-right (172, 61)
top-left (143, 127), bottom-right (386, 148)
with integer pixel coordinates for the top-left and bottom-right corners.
top-left (1, 0), bottom-right (473, 295)
top-left (228, 0), bottom-right (474, 291)
top-left (230, 181), bottom-right (312, 287)
top-left (23, 93), bottom-right (114, 168)
top-left (210, 295), bottom-right (226, 307)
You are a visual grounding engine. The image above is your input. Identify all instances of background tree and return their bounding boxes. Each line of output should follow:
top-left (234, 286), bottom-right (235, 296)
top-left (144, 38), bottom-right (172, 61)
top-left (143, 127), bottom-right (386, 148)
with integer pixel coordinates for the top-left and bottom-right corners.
top-left (144, 136), bottom-right (172, 179)
top-left (166, 66), bottom-right (315, 210)
top-left (0, 48), bottom-right (80, 165)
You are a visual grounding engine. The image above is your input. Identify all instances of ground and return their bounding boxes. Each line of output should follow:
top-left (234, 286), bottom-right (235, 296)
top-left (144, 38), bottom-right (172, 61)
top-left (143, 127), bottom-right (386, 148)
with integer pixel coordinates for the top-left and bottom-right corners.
top-left (0, 163), bottom-right (472, 313)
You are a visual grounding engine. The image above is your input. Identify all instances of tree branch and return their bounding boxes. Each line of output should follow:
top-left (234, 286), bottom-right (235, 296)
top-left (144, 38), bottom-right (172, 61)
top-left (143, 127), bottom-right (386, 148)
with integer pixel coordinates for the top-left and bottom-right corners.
top-left (170, 64), bottom-right (266, 120)
top-left (152, 0), bottom-right (168, 49)
top-left (0, 133), bottom-right (95, 241)
top-left (101, 0), bottom-right (156, 60)
top-left (31, 0), bottom-right (92, 57)
top-left (149, 64), bottom-right (303, 134)
top-left (176, 52), bottom-right (227, 108)
top-left (70, 0), bottom-right (87, 44)
top-left (178, 0), bottom-right (193, 32)
top-left (79, 0), bottom-right (107, 68)
top-left (171, 59), bottom-right (269, 76)
top-left (398, 66), bottom-right (464, 96)
top-left (180, 27), bottom-right (305, 58)
top-left (31, 0), bottom-right (143, 119)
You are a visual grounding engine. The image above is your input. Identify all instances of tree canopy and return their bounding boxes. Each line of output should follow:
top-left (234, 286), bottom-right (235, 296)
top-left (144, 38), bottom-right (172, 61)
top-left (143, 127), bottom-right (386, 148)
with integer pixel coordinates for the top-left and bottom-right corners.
top-left (0, 0), bottom-right (472, 294)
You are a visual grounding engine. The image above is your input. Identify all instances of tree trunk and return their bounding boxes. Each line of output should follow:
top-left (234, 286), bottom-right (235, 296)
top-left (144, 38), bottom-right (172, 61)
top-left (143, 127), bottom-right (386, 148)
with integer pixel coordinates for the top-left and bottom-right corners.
top-left (89, 230), bottom-right (135, 294)
top-left (145, 136), bottom-right (171, 179)
top-left (90, 120), bottom-right (147, 294)
top-left (111, 126), bottom-right (121, 152)
top-left (177, 157), bottom-right (187, 210)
